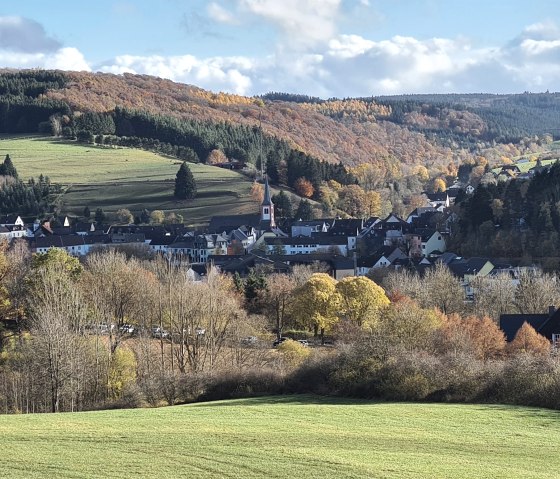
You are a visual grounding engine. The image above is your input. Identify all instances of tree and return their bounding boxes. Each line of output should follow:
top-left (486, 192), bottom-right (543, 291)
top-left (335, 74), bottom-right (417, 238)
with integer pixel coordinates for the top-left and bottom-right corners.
top-left (174, 162), bottom-right (197, 200)
top-left (292, 273), bottom-right (341, 343)
top-left (116, 208), bottom-right (133, 224)
top-left (0, 154), bottom-right (18, 178)
top-left (250, 181), bottom-right (264, 204)
top-left (509, 322), bottom-right (551, 356)
top-left (83, 206), bottom-right (91, 219)
top-left (150, 210), bottom-right (165, 224)
top-left (336, 276), bottom-right (390, 330)
top-left (272, 191), bottom-right (292, 218)
top-left (206, 149), bottom-right (227, 165)
top-left (294, 177), bottom-right (314, 198)
top-left (260, 273), bottom-right (297, 340)
top-left (95, 208), bottom-right (106, 223)
top-left (294, 199), bottom-right (314, 220)
top-left (27, 253), bottom-right (88, 412)
top-left (337, 185), bottom-right (368, 217)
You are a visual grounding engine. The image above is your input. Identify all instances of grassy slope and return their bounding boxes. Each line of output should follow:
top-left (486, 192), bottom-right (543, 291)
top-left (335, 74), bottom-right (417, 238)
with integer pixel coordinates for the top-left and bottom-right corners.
top-left (1, 395), bottom-right (559, 479)
top-left (0, 136), bottom-right (256, 225)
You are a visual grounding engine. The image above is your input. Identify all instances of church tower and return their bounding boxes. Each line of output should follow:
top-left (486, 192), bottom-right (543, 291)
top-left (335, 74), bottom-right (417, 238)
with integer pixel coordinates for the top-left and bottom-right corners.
top-left (260, 176), bottom-right (275, 229)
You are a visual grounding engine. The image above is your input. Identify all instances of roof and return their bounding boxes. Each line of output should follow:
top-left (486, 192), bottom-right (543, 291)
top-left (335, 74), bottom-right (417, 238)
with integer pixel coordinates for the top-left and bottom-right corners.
top-left (499, 314), bottom-right (549, 341)
top-left (208, 214), bottom-right (261, 232)
top-left (264, 235), bottom-right (348, 246)
top-left (262, 176), bottom-right (273, 206)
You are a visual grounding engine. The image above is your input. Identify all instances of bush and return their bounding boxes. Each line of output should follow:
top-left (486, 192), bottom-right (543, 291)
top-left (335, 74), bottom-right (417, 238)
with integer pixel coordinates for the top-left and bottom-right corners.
top-left (199, 369), bottom-right (285, 402)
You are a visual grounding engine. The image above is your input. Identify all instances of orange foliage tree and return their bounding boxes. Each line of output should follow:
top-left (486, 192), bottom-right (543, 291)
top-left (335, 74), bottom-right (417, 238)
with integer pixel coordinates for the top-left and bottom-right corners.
top-left (294, 177), bottom-right (314, 198)
top-left (508, 322), bottom-right (551, 356)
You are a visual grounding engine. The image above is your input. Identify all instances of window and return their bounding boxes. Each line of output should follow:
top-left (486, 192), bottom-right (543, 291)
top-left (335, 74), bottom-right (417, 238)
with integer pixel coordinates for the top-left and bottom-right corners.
top-left (264, 207), bottom-right (269, 215)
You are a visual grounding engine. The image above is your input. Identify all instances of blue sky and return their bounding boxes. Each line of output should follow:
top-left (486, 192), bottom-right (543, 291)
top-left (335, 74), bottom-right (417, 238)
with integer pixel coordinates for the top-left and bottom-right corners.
top-left (1, 0), bottom-right (560, 97)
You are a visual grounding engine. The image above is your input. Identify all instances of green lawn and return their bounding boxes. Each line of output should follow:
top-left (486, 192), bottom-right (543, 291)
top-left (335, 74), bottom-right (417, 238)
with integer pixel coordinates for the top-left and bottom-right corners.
top-left (1, 395), bottom-right (559, 479)
top-left (0, 136), bottom-right (257, 225)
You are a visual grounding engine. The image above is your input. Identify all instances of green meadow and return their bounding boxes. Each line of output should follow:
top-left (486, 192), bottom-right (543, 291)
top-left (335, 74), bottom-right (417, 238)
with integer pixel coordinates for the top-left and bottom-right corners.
top-left (0, 136), bottom-right (256, 225)
top-left (1, 395), bottom-right (559, 479)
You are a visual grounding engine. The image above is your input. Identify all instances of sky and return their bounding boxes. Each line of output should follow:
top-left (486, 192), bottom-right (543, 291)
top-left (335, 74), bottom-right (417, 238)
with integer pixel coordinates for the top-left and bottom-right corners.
top-left (1, 0), bottom-right (560, 98)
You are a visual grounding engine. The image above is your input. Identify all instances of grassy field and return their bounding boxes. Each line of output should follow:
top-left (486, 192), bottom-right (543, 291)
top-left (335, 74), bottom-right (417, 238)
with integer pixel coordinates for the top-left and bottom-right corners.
top-left (0, 136), bottom-right (257, 225)
top-left (1, 395), bottom-right (559, 479)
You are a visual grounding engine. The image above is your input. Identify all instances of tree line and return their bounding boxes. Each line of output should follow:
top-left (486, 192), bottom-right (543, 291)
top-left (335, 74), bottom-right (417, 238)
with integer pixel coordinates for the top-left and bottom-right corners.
top-left (2, 241), bottom-right (557, 414)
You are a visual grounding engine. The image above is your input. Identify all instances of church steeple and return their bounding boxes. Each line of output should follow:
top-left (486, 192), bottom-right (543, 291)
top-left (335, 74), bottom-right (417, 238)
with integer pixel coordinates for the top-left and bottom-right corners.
top-left (260, 176), bottom-right (275, 228)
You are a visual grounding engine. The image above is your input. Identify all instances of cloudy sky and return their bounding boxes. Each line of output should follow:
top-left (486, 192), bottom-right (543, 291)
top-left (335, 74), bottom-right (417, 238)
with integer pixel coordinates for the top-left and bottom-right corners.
top-left (1, 0), bottom-right (560, 97)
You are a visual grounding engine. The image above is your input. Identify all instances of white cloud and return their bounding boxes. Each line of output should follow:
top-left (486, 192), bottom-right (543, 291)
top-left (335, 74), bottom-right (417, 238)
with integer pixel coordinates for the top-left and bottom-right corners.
top-left (211, 0), bottom-right (342, 48)
top-left (207, 3), bottom-right (238, 25)
top-left (0, 47), bottom-right (90, 71)
top-left (97, 54), bottom-right (253, 95)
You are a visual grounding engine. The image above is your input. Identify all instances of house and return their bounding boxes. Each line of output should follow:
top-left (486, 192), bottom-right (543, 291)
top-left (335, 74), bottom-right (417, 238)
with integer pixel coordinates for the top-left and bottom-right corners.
top-left (407, 229), bottom-right (446, 258)
top-left (500, 306), bottom-right (560, 347)
top-left (290, 219), bottom-right (330, 237)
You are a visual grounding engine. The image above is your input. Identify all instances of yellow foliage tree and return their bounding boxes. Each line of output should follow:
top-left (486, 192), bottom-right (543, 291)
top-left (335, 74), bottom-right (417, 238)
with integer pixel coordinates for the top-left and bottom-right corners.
top-left (432, 177), bottom-right (447, 193)
top-left (292, 273), bottom-right (341, 342)
top-left (336, 276), bottom-right (389, 330)
top-left (108, 347), bottom-right (137, 399)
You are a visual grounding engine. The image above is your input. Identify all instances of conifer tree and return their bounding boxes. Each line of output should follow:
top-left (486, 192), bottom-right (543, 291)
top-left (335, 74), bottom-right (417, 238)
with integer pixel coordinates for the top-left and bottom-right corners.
top-left (174, 162), bottom-right (197, 199)
top-left (0, 154), bottom-right (18, 178)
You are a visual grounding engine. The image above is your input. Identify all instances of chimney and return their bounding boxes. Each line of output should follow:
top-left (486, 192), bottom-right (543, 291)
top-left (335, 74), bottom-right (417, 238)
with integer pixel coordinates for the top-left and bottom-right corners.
top-left (549, 305), bottom-right (556, 316)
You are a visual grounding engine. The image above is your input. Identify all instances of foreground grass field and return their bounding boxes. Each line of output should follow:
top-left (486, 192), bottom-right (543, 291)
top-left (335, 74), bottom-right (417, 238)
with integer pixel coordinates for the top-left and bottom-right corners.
top-left (0, 136), bottom-right (256, 225)
top-left (1, 395), bottom-right (559, 479)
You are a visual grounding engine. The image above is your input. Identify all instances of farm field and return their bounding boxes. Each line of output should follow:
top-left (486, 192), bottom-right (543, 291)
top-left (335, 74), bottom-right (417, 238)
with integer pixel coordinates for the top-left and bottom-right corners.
top-left (0, 136), bottom-right (257, 225)
top-left (1, 395), bottom-right (559, 479)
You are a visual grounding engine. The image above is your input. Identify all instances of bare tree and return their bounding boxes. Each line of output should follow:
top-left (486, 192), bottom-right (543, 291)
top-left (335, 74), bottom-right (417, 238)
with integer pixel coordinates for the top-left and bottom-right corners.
top-left (515, 270), bottom-right (560, 314)
top-left (28, 261), bottom-right (88, 412)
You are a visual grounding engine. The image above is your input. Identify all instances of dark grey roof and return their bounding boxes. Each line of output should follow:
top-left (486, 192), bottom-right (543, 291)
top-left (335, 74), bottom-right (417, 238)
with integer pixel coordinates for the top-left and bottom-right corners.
top-left (499, 314), bottom-right (549, 341)
top-left (262, 176), bottom-right (273, 206)
top-left (208, 214), bottom-right (261, 232)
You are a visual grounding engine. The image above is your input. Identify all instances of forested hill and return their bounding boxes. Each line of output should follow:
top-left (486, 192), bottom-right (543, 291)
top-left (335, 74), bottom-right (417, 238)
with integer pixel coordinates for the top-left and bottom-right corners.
top-left (1, 70), bottom-right (559, 188)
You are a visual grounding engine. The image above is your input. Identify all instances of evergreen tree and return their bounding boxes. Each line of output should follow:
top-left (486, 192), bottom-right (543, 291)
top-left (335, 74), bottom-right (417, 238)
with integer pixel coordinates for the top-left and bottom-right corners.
top-left (272, 191), bottom-right (292, 218)
top-left (95, 207), bottom-right (106, 223)
top-left (174, 161), bottom-right (197, 199)
top-left (294, 199), bottom-right (314, 220)
top-left (83, 206), bottom-right (91, 219)
top-left (0, 154), bottom-right (18, 178)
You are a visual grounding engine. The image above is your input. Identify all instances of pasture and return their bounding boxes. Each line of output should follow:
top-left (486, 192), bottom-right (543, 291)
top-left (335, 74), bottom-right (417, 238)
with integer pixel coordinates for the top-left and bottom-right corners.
top-left (1, 395), bottom-right (559, 479)
top-left (0, 136), bottom-right (256, 225)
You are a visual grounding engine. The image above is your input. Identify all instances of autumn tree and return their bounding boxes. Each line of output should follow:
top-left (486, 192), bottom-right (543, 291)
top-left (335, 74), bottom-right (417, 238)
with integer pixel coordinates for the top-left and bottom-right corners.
top-left (116, 208), bottom-right (134, 224)
top-left (292, 273), bottom-right (341, 343)
top-left (250, 181), bottom-right (264, 204)
top-left (206, 149), bottom-right (227, 165)
top-left (294, 177), bottom-right (314, 198)
top-left (508, 322), bottom-right (551, 356)
top-left (150, 210), bottom-right (165, 224)
top-left (377, 297), bottom-right (443, 352)
top-left (336, 276), bottom-right (390, 330)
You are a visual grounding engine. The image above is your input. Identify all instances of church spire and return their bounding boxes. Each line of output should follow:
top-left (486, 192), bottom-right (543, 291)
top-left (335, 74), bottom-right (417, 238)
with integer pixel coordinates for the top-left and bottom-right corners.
top-left (260, 176), bottom-right (275, 228)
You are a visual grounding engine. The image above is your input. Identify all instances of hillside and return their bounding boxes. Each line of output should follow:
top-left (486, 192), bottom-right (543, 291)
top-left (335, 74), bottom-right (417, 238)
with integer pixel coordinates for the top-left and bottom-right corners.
top-left (0, 136), bottom-right (257, 225)
top-left (1, 70), bottom-right (559, 220)
top-left (1, 395), bottom-right (559, 479)
top-left (38, 72), bottom-right (469, 176)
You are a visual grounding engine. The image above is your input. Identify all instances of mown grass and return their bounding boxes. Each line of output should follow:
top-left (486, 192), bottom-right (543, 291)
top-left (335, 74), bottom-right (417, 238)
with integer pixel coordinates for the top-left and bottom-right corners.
top-left (0, 136), bottom-right (256, 225)
top-left (1, 395), bottom-right (559, 479)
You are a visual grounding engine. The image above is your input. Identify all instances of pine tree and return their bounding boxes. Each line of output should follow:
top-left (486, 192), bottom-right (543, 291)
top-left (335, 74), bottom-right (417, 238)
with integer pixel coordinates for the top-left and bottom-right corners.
top-left (294, 199), bottom-right (314, 220)
top-left (0, 154), bottom-right (18, 178)
top-left (95, 208), bottom-right (106, 223)
top-left (83, 206), bottom-right (91, 219)
top-left (174, 162), bottom-right (197, 199)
